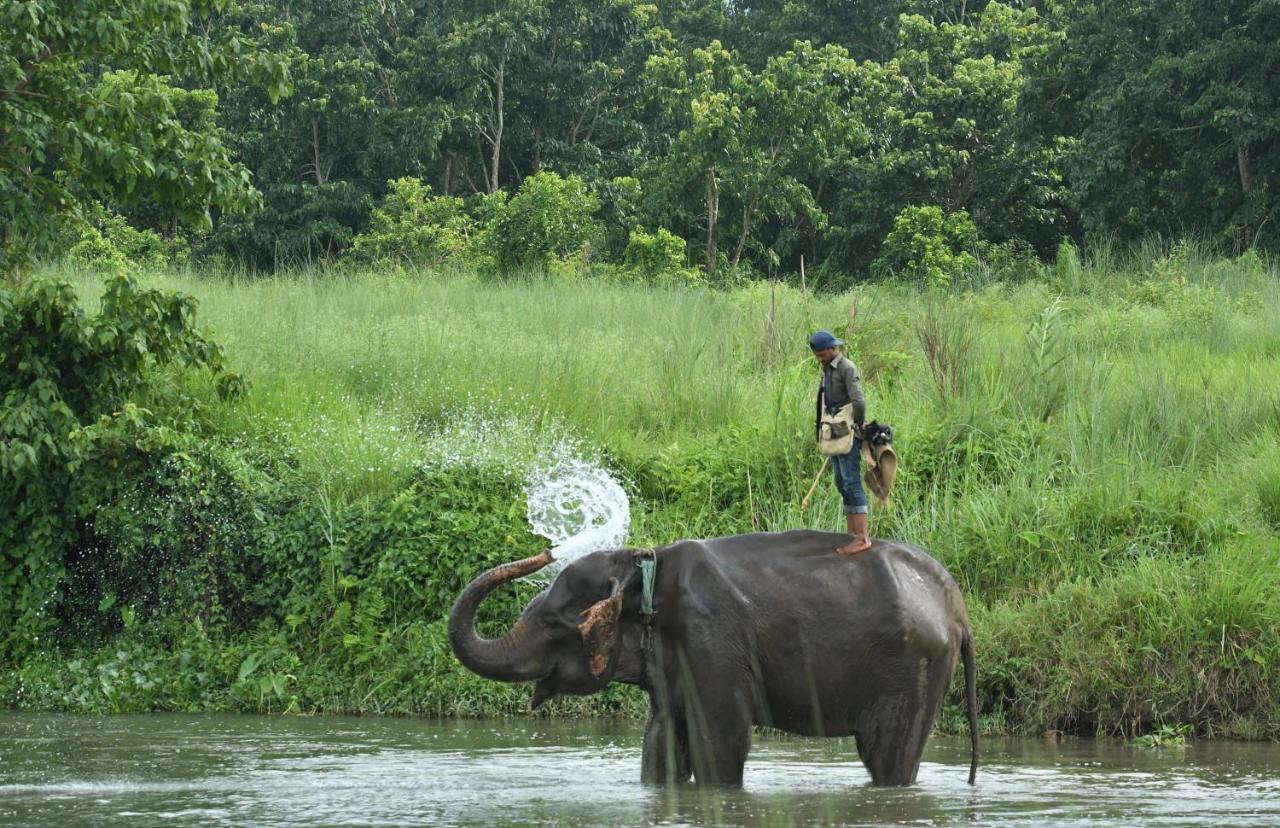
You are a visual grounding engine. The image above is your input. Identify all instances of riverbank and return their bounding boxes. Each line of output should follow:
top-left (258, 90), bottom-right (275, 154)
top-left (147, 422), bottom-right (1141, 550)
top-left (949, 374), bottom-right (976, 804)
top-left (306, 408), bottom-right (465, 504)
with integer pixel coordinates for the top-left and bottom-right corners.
top-left (3, 246), bottom-right (1279, 738)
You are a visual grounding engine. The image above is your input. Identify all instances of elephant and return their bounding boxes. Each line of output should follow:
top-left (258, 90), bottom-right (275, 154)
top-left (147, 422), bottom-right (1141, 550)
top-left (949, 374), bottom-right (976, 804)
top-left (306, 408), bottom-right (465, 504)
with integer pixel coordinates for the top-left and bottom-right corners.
top-left (448, 530), bottom-right (978, 787)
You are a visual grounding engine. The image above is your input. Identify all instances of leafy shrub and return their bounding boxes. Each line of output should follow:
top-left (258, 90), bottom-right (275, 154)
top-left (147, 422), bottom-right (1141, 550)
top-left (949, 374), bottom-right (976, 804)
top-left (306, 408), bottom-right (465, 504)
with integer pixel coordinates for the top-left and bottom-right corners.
top-left (623, 227), bottom-right (700, 284)
top-left (979, 238), bottom-right (1042, 283)
top-left (873, 205), bottom-right (978, 286)
top-left (68, 209), bottom-right (191, 272)
top-left (0, 274), bottom-right (241, 658)
top-left (1052, 240), bottom-right (1084, 292)
top-left (67, 226), bottom-right (130, 272)
top-left (483, 172), bottom-right (602, 272)
top-left (344, 178), bottom-right (476, 269)
top-left (1124, 247), bottom-right (1222, 326)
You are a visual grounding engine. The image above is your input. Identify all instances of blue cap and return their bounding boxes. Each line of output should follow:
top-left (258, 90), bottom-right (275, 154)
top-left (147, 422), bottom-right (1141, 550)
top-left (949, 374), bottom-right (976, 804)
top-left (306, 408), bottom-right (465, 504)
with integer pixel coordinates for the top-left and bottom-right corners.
top-left (808, 330), bottom-right (844, 351)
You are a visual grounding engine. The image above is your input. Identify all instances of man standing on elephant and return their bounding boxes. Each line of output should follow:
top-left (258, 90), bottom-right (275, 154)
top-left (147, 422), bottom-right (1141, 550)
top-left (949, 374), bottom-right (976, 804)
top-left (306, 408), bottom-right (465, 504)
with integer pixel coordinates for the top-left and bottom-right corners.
top-left (809, 330), bottom-right (871, 555)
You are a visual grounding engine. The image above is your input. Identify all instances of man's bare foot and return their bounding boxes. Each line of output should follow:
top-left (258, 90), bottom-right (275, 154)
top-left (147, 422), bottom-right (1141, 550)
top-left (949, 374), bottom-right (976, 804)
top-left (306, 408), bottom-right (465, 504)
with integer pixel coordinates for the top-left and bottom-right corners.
top-left (836, 537), bottom-right (872, 556)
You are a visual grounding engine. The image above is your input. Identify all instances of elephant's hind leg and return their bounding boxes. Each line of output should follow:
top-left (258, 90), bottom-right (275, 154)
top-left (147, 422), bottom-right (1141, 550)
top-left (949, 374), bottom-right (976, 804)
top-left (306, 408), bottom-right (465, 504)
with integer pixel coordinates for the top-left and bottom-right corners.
top-left (642, 710), bottom-right (692, 785)
top-left (855, 722), bottom-right (929, 786)
top-left (856, 658), bottom-right (953, 785)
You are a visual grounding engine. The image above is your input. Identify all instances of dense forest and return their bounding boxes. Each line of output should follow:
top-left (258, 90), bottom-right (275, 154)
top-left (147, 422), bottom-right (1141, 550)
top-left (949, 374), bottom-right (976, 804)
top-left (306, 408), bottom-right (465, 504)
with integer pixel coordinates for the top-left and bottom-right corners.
top-left (3, 0), bottom-right (1278, 280)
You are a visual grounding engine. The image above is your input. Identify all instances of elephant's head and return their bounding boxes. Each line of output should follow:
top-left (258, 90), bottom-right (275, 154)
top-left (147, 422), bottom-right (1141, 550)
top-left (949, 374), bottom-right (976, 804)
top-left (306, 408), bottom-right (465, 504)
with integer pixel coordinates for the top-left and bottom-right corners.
top-left (447, 549), bottom-right (645, 708)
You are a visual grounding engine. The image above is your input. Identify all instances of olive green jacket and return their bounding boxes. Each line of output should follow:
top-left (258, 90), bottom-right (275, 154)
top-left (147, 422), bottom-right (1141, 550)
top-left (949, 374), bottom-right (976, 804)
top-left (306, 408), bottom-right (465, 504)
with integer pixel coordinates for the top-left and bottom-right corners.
top-left (815, 352), bottom-right (865, 438)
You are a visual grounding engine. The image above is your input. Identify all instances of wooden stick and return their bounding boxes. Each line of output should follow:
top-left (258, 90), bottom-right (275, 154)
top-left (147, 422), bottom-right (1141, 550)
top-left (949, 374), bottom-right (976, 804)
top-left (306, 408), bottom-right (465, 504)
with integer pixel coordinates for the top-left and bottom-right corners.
top-left (800, 456), bottom-right (831, 511)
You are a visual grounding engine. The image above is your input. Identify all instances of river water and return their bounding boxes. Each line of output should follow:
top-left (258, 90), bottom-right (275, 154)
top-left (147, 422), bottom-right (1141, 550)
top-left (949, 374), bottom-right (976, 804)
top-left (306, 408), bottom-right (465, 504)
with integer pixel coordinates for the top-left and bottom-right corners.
top-left (1, 713), bottom-right (1278, 826)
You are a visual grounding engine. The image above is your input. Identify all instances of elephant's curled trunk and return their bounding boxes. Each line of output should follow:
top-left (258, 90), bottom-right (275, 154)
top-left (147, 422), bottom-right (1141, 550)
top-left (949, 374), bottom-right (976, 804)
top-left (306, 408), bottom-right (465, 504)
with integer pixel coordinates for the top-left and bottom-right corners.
top-left (448, 550), bottom-right (554, 682)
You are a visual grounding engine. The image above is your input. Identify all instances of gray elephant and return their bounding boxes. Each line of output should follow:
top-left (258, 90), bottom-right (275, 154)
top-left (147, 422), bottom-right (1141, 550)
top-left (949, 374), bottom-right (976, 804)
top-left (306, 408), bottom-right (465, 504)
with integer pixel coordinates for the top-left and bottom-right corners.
top-left (449, 530), bottom-right (978, 787)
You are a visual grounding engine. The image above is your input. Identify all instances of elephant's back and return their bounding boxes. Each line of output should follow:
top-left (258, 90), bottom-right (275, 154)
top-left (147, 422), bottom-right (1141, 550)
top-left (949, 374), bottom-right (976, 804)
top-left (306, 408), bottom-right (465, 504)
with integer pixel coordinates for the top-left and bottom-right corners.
top-left (675, 530), bottom-right (960, 603)
top-left (658, 531), bottom-right (967, 733)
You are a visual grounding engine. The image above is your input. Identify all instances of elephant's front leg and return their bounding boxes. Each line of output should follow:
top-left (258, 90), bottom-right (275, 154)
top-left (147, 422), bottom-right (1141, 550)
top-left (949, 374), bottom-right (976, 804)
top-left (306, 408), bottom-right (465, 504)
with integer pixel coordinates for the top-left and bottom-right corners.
top-left (684, 689), bottom-right (752, 786)
top-left (641, 708), bottom-right (692, 785)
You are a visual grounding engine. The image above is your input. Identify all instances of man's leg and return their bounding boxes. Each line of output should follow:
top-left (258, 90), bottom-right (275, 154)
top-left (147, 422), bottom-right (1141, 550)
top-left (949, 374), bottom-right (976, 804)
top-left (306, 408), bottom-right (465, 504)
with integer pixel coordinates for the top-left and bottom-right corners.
top-left (833, 443), bottom-right (872, 555)
top-left (841, 512), bottom-right (870, 555)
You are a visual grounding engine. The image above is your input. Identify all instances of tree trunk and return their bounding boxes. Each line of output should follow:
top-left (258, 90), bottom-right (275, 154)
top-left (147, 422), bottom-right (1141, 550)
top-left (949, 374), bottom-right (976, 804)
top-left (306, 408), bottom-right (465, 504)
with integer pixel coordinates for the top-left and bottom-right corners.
top-left (488, 55), bottom-right (505, 194)
top-left (732, 201), bottom-right (755, 267)
top-left (705, 172), bottom-right (719, 275)
top-left (1238, 143), bottom-right (1253, 194)
top-left (443, 155), bottom-right (453, 197)
top-left (310, 118), bottom-right (327, 185)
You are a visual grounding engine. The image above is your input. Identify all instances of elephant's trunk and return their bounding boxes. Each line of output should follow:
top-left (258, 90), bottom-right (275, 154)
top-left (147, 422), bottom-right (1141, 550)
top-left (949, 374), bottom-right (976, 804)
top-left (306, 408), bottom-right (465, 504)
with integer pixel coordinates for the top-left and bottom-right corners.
top-left (448, 550), bottom-right (554, 682)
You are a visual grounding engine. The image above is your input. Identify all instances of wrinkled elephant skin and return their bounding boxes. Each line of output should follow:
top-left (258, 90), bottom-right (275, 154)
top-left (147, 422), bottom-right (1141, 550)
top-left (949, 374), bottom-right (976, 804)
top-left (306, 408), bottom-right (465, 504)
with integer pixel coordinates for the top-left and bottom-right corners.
top-left (448, 530), bottom-right (978, 787)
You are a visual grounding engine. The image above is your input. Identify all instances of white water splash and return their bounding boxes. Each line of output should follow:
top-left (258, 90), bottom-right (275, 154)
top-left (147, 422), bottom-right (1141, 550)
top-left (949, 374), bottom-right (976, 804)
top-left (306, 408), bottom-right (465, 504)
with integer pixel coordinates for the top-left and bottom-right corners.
top-left (524, 456), bottom-right (630, 583)
top-left (417, 404), bottom-right (631, 581)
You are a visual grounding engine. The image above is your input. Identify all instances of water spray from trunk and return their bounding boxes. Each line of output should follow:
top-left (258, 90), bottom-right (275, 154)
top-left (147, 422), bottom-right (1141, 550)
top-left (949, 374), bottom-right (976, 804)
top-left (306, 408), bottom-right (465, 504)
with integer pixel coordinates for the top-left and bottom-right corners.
top-left (524, 457), bottom-right (630, 583)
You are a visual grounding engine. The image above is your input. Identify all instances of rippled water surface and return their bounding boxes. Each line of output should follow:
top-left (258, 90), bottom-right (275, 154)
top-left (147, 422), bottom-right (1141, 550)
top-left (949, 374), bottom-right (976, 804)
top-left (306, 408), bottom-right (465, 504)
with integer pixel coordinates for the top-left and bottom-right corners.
top-left (2, 713), bottom-right (1279, 826)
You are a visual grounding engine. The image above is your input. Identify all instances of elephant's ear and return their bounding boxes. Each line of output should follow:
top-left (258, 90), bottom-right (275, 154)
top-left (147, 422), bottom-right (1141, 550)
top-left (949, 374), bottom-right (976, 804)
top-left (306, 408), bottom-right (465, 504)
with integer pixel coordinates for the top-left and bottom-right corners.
top-left (577, 578), bottom-right (623, 678)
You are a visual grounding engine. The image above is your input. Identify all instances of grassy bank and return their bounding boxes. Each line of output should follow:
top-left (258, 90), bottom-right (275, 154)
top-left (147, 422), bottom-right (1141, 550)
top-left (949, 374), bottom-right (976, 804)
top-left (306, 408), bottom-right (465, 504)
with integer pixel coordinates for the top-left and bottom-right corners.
top-left (5, 243), bottom-right (1280, 738)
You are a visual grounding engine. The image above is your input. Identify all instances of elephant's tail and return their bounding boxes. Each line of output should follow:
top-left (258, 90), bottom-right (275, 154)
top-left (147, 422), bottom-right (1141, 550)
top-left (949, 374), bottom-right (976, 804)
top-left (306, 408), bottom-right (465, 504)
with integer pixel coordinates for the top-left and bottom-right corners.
top-left (962, 628), bottom-right (979, 785)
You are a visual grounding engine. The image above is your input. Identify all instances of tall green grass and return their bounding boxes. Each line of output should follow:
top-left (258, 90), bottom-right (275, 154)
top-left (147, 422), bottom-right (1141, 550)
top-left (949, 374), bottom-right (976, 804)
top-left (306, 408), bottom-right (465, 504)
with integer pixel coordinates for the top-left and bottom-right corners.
top-left (23, 244), bottom-right (1280, 735)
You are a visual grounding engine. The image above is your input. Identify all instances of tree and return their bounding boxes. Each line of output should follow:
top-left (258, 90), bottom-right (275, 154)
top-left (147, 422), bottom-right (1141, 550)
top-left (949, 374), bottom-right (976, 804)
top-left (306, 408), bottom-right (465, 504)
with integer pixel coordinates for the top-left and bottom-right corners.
top-left (730, 0), bottom-right (908, 64)
top-left (822, 4), bottom-right (1069, 271)
top-left (211, 0), bottom-right (453, 266)
top-left (209, 0), bottom-right (659, 266)
top-left (1041, 0), bottom-right (1280, 245)
top-left (436, 0), bottom-right (550, 195)
top-left (641, 40), bottom-right (867, 275)
top-left (0, 0), bottom-right (287, 275)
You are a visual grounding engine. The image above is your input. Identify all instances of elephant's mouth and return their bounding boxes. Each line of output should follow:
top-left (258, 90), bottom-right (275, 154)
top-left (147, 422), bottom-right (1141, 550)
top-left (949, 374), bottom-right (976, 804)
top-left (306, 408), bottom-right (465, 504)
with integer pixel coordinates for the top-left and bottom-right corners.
top-left (530, 676), bottom-right (558, 711)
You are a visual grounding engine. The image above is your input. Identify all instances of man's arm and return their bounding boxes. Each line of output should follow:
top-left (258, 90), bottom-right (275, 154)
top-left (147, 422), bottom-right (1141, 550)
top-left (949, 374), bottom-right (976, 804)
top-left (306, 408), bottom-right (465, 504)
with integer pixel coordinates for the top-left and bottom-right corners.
top-left (842, 361), bottom-right (866, 426)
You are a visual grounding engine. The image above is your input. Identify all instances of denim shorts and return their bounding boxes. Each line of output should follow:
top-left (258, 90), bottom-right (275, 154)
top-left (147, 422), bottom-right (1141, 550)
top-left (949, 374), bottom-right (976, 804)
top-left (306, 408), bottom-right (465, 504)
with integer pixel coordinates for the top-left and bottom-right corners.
top-left (831, 437), bottom-right (868, 515)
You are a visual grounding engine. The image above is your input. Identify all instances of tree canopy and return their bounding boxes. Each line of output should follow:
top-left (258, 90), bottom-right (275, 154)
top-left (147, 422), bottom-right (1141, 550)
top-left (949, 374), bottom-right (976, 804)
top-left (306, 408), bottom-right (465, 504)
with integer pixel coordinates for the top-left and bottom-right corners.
top-left (8, 0), bottom-right (1279, 278)
top-left (0, 0), bottom-right (287, 275)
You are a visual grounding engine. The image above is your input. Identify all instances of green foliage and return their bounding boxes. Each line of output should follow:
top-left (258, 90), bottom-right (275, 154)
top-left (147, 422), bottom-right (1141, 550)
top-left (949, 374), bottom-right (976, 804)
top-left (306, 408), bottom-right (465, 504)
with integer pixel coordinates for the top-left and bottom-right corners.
top-left (344, 178), bottom-right (476, 270)
top-left (875, 206), bottom-right (979, 286)
top-left (622, 228), bottom-right (700, 284)
top-left (641, 39), bottom-right (863, 276)
top-left (483, 172), bottom-right (603, 272)
top-left (68, 208), bottom-right (191, 272)
top-left (1123, 244), bottom-right (1225, 327)
top-left (4, 261), bottom-right (1280, 737)
top-left (24, 0), bottom-right (1280, 278)
top-left (1132, 723), bottom-right (1192, 748)
top-left (1046, 0), bottom-right (1280, 244)
top-left (0, 273), bottom-right (241, 657)
top-left (1021, 297), bottom-right (1069, 422)
top-left (0, 0), bottom-right (286, 274)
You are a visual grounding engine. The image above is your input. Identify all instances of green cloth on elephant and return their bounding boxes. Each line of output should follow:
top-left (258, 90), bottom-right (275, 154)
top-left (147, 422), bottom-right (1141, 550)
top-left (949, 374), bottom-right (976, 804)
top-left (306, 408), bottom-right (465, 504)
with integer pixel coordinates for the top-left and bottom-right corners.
top-left (637, 555), bottom-right (656, 616)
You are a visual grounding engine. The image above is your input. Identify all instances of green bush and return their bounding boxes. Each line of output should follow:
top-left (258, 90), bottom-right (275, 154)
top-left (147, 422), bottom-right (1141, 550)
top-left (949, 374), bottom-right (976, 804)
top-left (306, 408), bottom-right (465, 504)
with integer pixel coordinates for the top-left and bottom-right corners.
top-left (68, 209), bottom-right (191, 272)
top-left (0, 273), bottom-right (240, 658)
top-left (874, 205), bottom-right (979, 286)
top-left (483, 172), bottom-right (602, 272)
top-left (343, 178), bottom-right (476, 269)
top-left (622, 227), bottom-right (700, 284)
